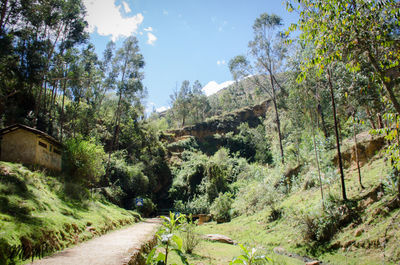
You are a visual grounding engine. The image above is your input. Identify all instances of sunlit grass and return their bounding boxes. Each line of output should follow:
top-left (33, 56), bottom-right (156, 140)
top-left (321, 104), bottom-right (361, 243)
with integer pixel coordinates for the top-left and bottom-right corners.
top-left (0, 161), bottom-right (140, 264)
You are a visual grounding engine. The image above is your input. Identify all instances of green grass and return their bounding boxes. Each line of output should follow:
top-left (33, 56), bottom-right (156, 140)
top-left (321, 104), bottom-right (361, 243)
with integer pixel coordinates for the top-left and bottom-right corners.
top-left (157, 238), bottom-right (304, 265)
top-left (0, 161), bottom-right (140, 264)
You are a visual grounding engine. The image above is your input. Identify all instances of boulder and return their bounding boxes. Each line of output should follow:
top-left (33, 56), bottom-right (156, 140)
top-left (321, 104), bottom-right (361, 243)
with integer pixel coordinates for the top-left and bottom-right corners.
top-left (354, 227), bottom-right (363, 237)
top-left (203, 234), bottom-right (234, 244)
top-left (273, 247), bottom-right (286, 255)
top-left (306, 261), bottom-right (320, 265)
top-left (86, 226), bottom-right (96, 233)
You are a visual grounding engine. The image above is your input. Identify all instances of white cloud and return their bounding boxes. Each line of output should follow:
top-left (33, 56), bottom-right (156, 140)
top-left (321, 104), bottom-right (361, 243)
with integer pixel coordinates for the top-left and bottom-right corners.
top-left (217, 60), bottom-right (226, 66)
top-left (163, 10), bottom-right (169, 15)
top-left (156, 106), bottom-right (169, 112)
top-left (144, 27), bottom-right (153, 32)
top-left (147, 32), bottom-right (157, 45)
top-left (83, 0), bottom-right (144, 41)
top-left (202, 80), bottom-right (234, 96)
top-left (122, 1), bottom-right (131, 13)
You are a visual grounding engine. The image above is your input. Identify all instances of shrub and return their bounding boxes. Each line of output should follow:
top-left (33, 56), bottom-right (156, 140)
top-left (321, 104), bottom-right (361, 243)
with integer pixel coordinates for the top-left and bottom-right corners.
top-left (63, 137), bottom-right (105, 186)
top-left (106, 151), bottom-right (150, 208)
top-left (167, 136), bottom-right (199, 152)
top-left (210, 192), bottom-right (233, 223)
top-left (267, 206), bottom-right (283, 222)
top-left (299, 194), bottom-right (357, 245)
top-left (232, 165), bottom-right (283, 216)
top-left (186, 194), bottom-right (210, 214)
top-left (136, 197), bottom-right (156, 217)
top-left (181, 215), bottom-right (200, 254)
top-left (64, 182), bottom-right (90, 201)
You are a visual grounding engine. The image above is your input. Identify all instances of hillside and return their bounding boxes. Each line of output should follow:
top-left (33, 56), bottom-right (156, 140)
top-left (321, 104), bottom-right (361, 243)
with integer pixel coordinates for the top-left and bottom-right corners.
top-left (193, 154), bottom-right (400, 264)
top-left (0, 162), bottom-right (140, 264)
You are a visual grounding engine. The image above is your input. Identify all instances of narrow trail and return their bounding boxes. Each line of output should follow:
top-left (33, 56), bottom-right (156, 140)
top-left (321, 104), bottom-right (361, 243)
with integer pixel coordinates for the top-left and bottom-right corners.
top-left (29, 218), bottom-right (161, 265)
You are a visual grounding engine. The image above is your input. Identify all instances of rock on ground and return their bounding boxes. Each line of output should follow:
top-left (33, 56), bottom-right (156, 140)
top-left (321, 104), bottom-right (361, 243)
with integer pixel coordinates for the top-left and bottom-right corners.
top-left (203, 234), bottom-right (234, 244)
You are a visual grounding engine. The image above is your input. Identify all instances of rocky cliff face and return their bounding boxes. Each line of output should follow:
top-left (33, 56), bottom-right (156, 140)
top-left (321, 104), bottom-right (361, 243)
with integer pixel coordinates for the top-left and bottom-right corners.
top-left (163, 99), bottom-right (271, 142)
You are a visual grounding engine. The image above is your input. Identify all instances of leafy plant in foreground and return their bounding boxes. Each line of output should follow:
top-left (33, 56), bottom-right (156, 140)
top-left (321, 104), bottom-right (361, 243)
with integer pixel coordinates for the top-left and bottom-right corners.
top-left (230, 244), bottom-right (272, 265)
top-left (146, 212), bottom-right (190, 265)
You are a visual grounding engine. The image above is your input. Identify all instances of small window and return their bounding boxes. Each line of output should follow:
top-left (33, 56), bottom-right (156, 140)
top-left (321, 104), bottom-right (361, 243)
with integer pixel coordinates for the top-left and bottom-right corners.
top-left (53, 148), bottom-right (61, 155)
top-left (49, 145), bottom-right (53, 152)
top-left (38, 141), bottom-right (47, 149)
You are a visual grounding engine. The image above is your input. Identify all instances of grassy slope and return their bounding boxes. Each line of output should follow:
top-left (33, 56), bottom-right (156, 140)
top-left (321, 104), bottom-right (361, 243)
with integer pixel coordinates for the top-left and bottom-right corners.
top-left (193, 154), bottom-right (399, 264)
top-left (0, 161), bottom-right (140, 264)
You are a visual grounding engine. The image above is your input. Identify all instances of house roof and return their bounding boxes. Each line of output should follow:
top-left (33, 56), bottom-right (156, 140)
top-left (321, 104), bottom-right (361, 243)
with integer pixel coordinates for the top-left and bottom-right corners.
top-left (0, 124), bottom-right (62, 147)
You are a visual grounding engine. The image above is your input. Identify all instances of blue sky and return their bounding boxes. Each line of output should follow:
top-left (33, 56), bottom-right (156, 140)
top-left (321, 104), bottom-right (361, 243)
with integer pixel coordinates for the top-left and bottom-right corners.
top-left (83, 0), bottom-right (299, 113)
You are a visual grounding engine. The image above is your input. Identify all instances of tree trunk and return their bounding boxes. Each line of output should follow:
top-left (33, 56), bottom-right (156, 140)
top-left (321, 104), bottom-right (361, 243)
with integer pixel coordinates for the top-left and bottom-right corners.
top-left (0, 0), bottom-right (8, 34)
top-left (365, 106), bottom-right (377, 129)
top-left (383, 81), bottom-right (400, 117)
top-left (60, 79), bottom-right (66, 141)
top-left (353, 114), bottom-right (364, 189)
top-left (328, 68), bottom-right (347, 201)
top-left (317, 103), bottom-right (329, 138)
top-left (312, 112), bottom-right (325, 210)
top-left (34, 82), bottom-right (44, 127)
top-left (270, 74), bottom-right (284, 164)
top-left (377, 113), bottom-right (383, 129)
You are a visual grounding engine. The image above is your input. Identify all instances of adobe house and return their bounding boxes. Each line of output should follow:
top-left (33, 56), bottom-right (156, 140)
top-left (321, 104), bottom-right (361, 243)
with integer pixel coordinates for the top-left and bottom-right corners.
top-left (0, 124), bottom-right (62, 171)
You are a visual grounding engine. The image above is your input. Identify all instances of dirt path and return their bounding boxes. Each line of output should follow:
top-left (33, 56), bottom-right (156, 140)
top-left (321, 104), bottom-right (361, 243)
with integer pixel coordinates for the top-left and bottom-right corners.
top-left (30, 218), bottom-right (161, 265)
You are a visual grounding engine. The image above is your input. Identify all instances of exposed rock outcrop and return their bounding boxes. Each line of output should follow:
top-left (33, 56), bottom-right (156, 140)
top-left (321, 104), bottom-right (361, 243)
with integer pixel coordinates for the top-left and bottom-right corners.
top-left (162, 100), bottom-right (271, 143)
top-left (333, 132), bottom-right (385, 168)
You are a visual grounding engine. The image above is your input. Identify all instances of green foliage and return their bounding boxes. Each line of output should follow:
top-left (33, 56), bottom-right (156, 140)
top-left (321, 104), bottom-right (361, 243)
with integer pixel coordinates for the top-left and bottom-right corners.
top-left (210, 192), bottom-right (233, 223)
top-left (63, 137), bottom-right (105, 186)
top-left (171, 149), bottom-right (253, 215)
top-left (372, 114), bottom-right (400, 170)
top-left (146, 212), bottom-right (190, 265)
top-left (167, 137), bottom-right (199, 152)
top-left (181, 215), bottom-right (200, 254)
top-left (298, 194), bottom-right (358, 246)
top-left (232, 165), bottom-right (283, 216)
top-left (168, 80), bottom-right (210, 128)
top-left (229, 244), bottom-right (272, 265)
top-left (173, 192), bottom-right (212, 215)
top-left (103, 151), bottom-right (158, 211)
top-left (169, 151), bottom-right (209, 202)
top-left (136, 198), bottom-right (156, 217)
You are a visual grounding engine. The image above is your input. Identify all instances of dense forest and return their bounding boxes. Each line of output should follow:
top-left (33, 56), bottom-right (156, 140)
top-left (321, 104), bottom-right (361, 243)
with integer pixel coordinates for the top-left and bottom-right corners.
top-left (1, 0), bottom-right (400, 264)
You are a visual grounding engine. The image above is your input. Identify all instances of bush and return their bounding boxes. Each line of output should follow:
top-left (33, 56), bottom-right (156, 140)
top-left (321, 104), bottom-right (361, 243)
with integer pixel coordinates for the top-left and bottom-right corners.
top-left (181, 215), bottom-right (200, 254)
top-left (63, 182), bottom-right (90, 201)
top-left (267, 206), bottom-right (283, 222)
top-left (105, 151), bottom-right (149, 208)
top-left (232, 165), bottom-right (283, 215)
top-left (186, 194), bottom-right (210, 214)
top-left (173, 194), bottom-right (210, 215)
top-left (299, 195), bottom-right (357, 245)
top-left (136, 197), bottom-right (156, 217)
top-left (210, 193), bottom-right (233, 223)
top-left (63, 137), bottom-right (105, 186)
